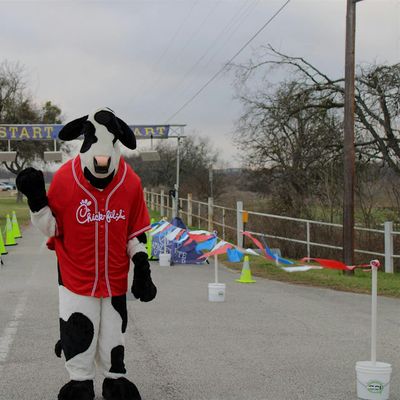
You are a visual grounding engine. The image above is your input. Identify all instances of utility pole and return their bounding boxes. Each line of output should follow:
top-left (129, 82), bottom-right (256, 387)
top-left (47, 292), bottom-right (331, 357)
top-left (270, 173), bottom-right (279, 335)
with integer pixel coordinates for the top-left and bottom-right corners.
top-left (174, 134), bottom-right (181, 219)
top-left (343, 0), bottom-right (363, 271)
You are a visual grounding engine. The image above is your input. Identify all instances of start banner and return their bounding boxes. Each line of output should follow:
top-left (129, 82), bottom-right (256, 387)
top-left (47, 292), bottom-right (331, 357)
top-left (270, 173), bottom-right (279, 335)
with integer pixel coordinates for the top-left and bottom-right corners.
top-left (0, 124), bottom-right (170, 140)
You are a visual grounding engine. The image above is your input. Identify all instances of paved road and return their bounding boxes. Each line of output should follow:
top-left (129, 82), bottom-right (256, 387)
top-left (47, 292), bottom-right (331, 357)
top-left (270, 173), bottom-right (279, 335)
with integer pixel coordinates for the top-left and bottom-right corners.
top-left (0, 224), bottom-right (399, 400)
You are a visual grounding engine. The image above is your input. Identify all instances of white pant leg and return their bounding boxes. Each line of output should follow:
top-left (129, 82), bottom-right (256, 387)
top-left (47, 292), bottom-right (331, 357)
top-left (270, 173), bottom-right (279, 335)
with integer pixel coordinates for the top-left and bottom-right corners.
top-left (96, 294), bottom-right (127, 379)
top-left (59, 286), bottom-right (100, 381)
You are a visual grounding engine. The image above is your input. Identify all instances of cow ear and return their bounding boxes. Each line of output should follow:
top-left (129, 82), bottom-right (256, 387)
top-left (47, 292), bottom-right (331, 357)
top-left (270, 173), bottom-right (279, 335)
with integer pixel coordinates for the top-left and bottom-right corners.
top-left (58, 115), bottom-right (89, 141)
top-left (116, 117), bottom-right (136, 150)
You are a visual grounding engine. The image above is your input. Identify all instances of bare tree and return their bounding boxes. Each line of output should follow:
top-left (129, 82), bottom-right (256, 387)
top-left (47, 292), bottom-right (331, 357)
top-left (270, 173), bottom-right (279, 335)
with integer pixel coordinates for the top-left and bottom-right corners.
top-left (355, 64), bottom-right (400, 170)
top-left (0, 100), bottom-right (62, 175)
top-left (233, 45), bottom-right (400, 172)
top-left (0, 61), bottom-right (63, 202)
top-left (355, 163), bottom-right (386, 228)
top-left (314, 160), bottom-right (343, 224)
top-left (0, 61), bottom-right (26, 120)
top-left (126, 135), bottom-right (225, 201)
top-left (0, 61), bottom-right (63, 175)
top-left (231, 45), bottom-right (400, 221)
top-left (233, 75), bottom-right (342, 216)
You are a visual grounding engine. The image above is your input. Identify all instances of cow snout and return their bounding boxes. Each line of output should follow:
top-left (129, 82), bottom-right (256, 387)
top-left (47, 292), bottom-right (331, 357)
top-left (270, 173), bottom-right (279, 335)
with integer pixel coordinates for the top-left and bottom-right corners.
top-left (94, 156), bottom-right (111, 174)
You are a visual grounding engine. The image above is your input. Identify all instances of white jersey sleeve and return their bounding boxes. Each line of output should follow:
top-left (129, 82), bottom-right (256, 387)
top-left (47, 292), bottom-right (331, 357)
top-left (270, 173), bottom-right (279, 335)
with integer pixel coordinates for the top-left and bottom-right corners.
top-left (127, 237), bottom-right (147, 259)
top-left (30, 206), bottom-right (57, 237)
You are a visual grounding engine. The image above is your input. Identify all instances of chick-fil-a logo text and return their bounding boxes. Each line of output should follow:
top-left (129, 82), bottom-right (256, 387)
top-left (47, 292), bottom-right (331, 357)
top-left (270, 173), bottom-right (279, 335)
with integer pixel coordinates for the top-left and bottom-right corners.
top-left (76, 199), bottom-right (126, 224)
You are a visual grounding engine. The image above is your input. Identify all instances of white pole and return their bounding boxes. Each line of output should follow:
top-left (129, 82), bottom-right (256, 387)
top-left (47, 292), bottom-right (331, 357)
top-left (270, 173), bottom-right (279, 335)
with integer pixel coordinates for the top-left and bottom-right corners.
top-left (370, 259), bottom-right (380, 365)
top-left (237, 201), bottom-right (243, 248)
top-left (384, 221), bottom-right (394, 273)
top-left (174, 134), bottom-right (181, 219)
top-left (214, 254), bottom-right (219, 283)
top-left (306, 221), bottom-right (311, 259)
top-left (160, 189), bottom-right (165, 217)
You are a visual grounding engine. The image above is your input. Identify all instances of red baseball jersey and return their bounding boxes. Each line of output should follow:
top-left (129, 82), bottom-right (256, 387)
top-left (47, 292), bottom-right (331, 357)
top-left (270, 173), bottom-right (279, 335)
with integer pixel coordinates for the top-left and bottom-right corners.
top-left (47, 156), bottom-right (151, 298)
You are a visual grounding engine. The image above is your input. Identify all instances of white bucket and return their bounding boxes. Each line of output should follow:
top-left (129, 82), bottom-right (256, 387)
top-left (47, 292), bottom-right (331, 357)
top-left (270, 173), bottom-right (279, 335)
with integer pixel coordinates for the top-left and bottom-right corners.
top-left (355, 361), bottom-right (392, 400)
top-left (159, 253), bottom-right (171, 267)
top-left (208, 283), bottom-right (226, 302)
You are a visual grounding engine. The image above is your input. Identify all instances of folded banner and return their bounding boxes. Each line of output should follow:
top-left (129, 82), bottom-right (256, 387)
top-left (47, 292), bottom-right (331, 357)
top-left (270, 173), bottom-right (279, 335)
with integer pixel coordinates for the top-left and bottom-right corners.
top-left (227, 248), bottom-right (244, 263)
top-left (265, 246), bottom-right (294, 265)
top-left (150, 221), bottom-right (172, 236)
top-left (195, 237), bottom-right (217, 252)
top-left (186, 231), bottom-right (216, 245)
top-left (301, 257), bottom-right (372, 271)
top-left (166, 227), bottom-right (184, 241)
top-left (280, 265), bottom-right (323, 272)
top-left (151, 217), bottom-right (204, 264)
top-left (242, 231), bottom-right (269, 258)
top-left (149, 220), bottom-right (377, 274)
top-left (301, 257), bottom-right (354, 271)
top-left (176, 230), bottom-right (189, 243)
top-left (199, 240), bottom-right (234, 258)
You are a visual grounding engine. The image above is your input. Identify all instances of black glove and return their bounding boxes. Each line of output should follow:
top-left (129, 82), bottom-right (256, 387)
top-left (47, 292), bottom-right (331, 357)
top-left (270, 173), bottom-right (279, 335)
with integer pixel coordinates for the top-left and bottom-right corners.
top-left (131, 252), bottom-right (157, 302)
top-left (16, 167), bottom-right (48, 212)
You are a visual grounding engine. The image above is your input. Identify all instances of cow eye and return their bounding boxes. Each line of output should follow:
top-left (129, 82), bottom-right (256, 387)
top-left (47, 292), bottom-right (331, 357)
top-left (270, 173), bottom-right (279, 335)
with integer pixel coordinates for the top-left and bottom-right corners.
top-left (80, 122), bottom-right (98, 153)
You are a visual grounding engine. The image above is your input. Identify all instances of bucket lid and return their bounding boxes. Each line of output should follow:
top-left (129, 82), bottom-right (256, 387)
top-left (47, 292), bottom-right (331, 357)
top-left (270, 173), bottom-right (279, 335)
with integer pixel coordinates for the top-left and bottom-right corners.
top-left (356, 361), bottom-right (392, 373)
top-left (208, 283), bottom-right (226, 288)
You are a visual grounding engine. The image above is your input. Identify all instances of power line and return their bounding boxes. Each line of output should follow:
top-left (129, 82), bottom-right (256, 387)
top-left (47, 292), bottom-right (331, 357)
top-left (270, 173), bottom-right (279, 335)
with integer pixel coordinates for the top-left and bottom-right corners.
top-left (153, 0), bottom-right (200, 68)
top-left (130, 0), bottom-right (200, 102)
top-left (132, 0), bottom-right (258, 113)
top-left (165, 0), bottom-right (291, 123)
top-left (175, 0), bottom-right (222, 59)
top-left (159, 0), bottom-right (260, 111)
top-left (135, 0), bottom-right (221, 101)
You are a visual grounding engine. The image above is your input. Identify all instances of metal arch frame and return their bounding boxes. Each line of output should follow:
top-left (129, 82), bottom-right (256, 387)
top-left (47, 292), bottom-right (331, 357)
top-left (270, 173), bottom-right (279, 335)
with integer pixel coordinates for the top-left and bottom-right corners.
top-left (138, 124), bottom-right (186, 219)
top-left (0, 123), bottom-right (186, 218)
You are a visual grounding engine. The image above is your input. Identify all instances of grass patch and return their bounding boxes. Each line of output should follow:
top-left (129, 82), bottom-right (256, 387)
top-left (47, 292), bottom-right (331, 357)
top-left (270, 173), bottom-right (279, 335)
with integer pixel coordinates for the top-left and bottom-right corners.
top-left (6, 199), bottom-right (398, 298)
top-left (149, 210), bottom-right (162, 222)
top-left (223, 256), bottom-right (400, 298)
top-left (0, 193), bottom-right (30, 230)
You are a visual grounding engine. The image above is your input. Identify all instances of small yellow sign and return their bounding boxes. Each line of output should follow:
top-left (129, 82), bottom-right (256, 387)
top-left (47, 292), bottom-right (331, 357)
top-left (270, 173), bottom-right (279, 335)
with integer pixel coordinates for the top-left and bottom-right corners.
top-left (242, 211), bottom-right (249, 223)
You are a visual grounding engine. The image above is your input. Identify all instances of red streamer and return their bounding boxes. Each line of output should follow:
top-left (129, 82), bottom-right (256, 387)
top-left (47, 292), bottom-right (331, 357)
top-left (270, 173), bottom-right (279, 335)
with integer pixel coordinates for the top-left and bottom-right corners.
top-left (301, 257), bottom-right (373, 271)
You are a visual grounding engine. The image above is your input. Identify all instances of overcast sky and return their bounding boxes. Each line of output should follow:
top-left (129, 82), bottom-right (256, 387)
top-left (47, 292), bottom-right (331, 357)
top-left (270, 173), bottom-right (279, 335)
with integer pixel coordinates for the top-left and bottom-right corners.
top-left (0, 0), bottom-right (399, 167)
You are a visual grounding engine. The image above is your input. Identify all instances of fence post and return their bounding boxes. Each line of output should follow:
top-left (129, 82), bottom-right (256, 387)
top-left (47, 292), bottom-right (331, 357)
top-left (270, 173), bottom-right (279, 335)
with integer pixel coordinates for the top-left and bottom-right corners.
top-left (166, 195), bottom-right (170, 219)
top-left (198, 203), bottom-right (201, 228)
top-left (306, 221), bottom-right (311, 259)
top-left (179, 198), bottom-right (183, 219)
top-left (160, 190), bottom-right (165, 217)
top-left (150, 191), bottom-right (155, 210)
top-left (171, 192), bottom-right (177, 219)
top-left (143, 188), bottom-right (147, 205)
top-left (384, 221), bottom-right (394, 273)
top-left (222, 208), bottom-right (226, 240)
top-left (187, 193), bottom-right (193, 227)
top-left (208, 197), bottom-right (214, 232)
top-left (237, 201), bottom-right (243, 248)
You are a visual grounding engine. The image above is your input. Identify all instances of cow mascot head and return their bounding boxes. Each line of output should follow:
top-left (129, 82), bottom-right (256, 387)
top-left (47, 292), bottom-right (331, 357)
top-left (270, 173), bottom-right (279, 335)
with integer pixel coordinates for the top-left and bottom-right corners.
top-left (59, 107), bottom-right (136, 189)
top-left (16, 108), bottom-right (156, 400)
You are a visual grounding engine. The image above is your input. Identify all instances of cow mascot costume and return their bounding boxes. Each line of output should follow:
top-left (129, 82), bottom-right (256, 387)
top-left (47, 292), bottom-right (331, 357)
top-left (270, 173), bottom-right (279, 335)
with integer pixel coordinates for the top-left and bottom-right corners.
top-left (16, 108), bottom-right (157, 400)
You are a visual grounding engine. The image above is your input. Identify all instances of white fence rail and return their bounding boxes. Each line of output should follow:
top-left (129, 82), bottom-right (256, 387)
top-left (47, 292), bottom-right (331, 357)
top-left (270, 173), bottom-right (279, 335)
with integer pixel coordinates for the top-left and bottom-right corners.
top-left (144, 189), bottom-right (399, 273)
